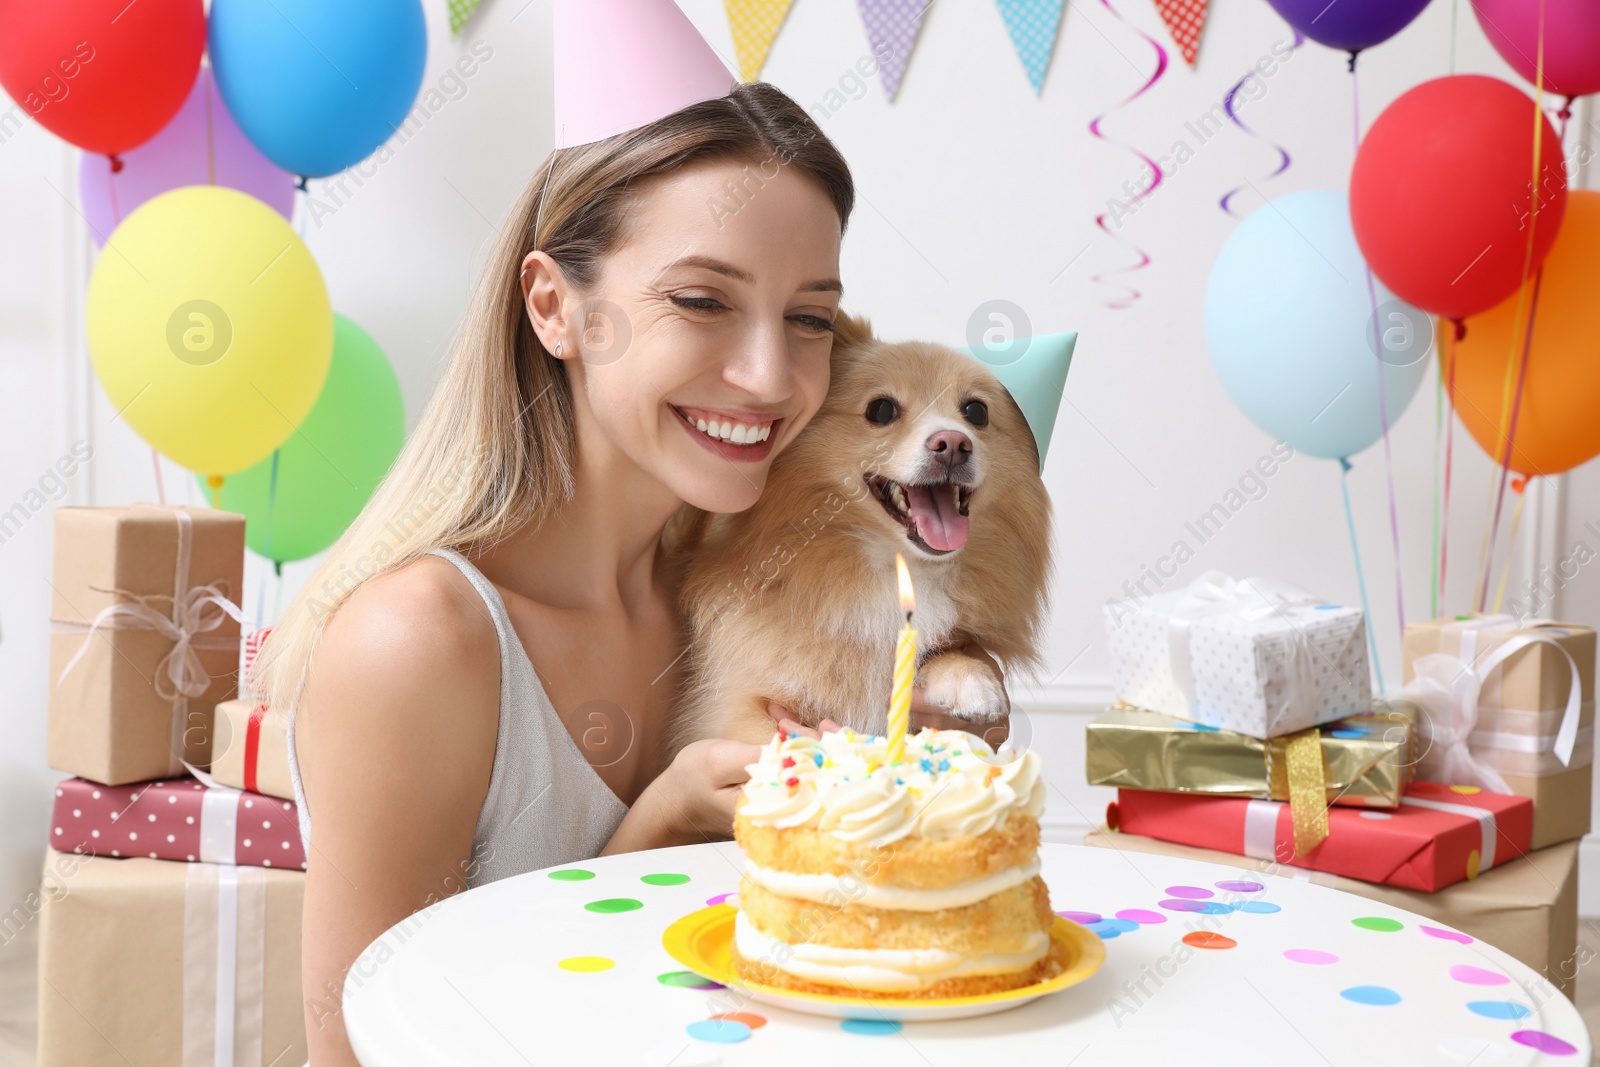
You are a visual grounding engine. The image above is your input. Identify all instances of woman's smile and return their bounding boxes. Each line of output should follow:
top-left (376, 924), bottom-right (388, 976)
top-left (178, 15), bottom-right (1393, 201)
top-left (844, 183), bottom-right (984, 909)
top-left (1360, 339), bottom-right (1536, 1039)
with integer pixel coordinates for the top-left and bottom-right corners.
top-left (671, 402), bottom-right (782, 462)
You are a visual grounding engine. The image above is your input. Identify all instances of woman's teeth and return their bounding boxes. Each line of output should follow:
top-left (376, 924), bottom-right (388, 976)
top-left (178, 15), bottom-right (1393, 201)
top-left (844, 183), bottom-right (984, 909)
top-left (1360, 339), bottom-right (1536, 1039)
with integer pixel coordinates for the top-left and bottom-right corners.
top-left (693, 417), bottom-right (772, 445)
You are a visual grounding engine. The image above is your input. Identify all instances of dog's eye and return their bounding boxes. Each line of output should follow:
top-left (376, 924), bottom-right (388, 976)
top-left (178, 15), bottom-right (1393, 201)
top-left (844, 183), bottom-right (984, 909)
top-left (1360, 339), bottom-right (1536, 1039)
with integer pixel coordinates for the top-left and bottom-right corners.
top-left (865, 397), bottom-right (899, 424)
top-left (962, 400), bottom-right (989, 427)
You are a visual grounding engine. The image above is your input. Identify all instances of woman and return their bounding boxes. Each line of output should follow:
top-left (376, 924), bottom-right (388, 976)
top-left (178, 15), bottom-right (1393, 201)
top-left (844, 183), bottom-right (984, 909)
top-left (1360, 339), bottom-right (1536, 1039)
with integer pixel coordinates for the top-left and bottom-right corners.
top-left (260, 14), bottom-right (1005, 1067)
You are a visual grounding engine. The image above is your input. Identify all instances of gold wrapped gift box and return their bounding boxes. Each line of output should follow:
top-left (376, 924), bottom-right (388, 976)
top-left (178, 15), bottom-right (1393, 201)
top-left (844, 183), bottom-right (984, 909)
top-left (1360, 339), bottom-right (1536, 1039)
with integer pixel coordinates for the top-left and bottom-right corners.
top-left (1086, 701), bottom-right (1415, 808)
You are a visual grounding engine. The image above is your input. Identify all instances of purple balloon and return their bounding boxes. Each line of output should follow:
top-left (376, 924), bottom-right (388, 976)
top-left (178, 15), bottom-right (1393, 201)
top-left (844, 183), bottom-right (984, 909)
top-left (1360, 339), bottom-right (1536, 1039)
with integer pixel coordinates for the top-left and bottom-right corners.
top-left (78, 65), bottom-right (295, 243)
top-left (1264, 0), bottom-right (1433, 53)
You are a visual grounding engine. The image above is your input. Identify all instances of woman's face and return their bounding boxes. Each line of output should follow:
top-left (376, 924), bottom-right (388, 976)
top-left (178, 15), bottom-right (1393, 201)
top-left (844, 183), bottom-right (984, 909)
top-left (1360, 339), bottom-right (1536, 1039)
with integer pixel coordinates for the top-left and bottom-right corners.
top-left (550, 156), bottom-right (843, 514)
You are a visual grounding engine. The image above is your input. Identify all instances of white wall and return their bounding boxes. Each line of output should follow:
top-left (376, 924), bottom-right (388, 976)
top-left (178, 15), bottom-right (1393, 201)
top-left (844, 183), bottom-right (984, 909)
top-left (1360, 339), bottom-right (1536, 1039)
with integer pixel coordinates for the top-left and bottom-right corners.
top-left (2, 0), bottom-right (1596, 909)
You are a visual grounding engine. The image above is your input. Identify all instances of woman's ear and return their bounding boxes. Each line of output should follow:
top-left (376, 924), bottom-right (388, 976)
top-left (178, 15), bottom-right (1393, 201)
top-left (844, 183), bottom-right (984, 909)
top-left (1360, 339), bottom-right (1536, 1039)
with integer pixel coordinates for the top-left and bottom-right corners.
top-left (520, 250), bottom-right (577, 360)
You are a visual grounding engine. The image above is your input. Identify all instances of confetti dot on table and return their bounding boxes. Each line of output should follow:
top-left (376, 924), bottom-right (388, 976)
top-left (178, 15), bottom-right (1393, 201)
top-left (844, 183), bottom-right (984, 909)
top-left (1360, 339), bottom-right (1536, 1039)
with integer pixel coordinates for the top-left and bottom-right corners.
top-left (1166, 885), bottom-right (1214, 899)
top-left (1450, 964), bottom-right (1510, 986)
top-left (1341, 985), bottom-right (1402, 1006)
top-left (1158, 899), bottom-right (1210, 913)
top-left (1238, 901), bottom-right (1281, 914)
top-left (584, 897), bottom-right (643, 913)
top-left (1196, 901), bottom-right (1235, 914)
top-left (1359, 811), bottom-right (1393, 820)
top-left (557, 956), bottom-right (613, 972)
top-left (1115, 909), bottom-right (1166, 924)
top-left (1467, 1000), bottom-right (1532, 1020)
top-left (1058, 911), bottom-right (1102, 925)
top-left (1420, 925), bottom-right (1473, 944)
top-left (1352, 916), bottom-right (1403, 933)
top-left (1214, 880), bottom-right (1263, 893)
top-left (1182, 932), bottom-right (1236, 950)
top-left (706, 893), bottom-right (735, 907)
top-left (641, 873), bottom-right (690, 886)
top-left (658, 970), bottom-right (724, 990)
top-left (1089, 918), bottom-right (1139, 935)
top-left (708, 1012), bottom-right (766, 1029)
top-left (686, 1019), bottom-right (750, 1044)
top-left (548, 869), bottom-right (596, 881)
top-left (1511, 1030), bottom-right (1579, 1056)
top-left (1284, 949), bottom-right (1338, 965)
top-left (840, 1019), bottom-right (903, 1036)
top-left (1438, 1037), bottom-right (1510, 1061)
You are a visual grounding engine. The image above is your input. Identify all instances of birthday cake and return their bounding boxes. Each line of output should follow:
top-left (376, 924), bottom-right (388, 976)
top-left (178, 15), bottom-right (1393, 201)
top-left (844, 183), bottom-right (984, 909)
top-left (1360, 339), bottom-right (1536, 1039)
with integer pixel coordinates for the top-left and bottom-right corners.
top-left (730, 726), bottom-right (1063, 998)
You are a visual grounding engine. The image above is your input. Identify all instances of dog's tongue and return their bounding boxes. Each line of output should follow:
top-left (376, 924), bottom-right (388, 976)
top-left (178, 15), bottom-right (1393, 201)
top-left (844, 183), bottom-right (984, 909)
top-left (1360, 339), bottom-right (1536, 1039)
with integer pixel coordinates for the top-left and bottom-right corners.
top-left (906, 484), bottom-right (968, 551)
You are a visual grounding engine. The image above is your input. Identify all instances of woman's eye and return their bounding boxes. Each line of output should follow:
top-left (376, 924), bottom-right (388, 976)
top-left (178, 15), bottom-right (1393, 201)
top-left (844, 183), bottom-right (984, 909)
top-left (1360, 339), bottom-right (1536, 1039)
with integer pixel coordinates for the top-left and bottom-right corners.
top-left (670, 295), bottom-right (725, 312)
top-left (789, 313), bottom-right (836, 333)
top-left (962, 400), bottom-right (989, 427)
top-left (865, 397), bottom-right (899, 424)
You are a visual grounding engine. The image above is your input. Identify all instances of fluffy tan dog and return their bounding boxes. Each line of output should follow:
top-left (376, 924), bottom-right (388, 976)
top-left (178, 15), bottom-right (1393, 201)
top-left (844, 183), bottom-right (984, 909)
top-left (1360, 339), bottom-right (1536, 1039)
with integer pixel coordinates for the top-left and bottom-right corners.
top-left (669, 312), bottom-right (1053, 749)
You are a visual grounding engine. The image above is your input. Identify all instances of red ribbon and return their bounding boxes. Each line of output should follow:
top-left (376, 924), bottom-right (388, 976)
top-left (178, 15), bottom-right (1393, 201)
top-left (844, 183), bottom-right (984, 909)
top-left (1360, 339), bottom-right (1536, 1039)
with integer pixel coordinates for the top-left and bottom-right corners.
top-left (244, 703), bottom-right (268, 794)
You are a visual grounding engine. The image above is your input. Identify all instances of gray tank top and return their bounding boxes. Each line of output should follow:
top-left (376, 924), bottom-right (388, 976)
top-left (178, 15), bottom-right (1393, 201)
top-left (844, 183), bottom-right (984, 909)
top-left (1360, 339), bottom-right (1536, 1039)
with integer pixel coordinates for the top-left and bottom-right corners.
top-left (285, 548), bottom-right (630, 888)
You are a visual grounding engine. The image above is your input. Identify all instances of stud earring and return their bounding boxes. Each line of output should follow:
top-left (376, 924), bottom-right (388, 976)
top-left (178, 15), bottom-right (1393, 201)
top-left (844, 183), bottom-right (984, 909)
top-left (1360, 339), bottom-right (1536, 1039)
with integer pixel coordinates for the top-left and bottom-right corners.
top-left (554, 340), bottom-right (564, 358)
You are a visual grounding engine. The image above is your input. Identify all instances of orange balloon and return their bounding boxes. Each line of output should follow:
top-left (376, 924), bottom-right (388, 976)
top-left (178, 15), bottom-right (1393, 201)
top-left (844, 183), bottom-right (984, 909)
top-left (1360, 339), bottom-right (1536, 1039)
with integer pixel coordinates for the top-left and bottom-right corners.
top-left (1445, 190), bottom-right (1600, 477)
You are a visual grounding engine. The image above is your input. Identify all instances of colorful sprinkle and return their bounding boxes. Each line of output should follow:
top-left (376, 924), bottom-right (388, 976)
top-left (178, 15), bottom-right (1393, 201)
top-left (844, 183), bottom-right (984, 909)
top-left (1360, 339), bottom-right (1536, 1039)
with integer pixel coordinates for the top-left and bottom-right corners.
top-left (1450, 965), bottom-right (1510, 986)
top-left (1467, 1001), bottom-right (1531, 1020)
top-left (1352, 916), bottom-right (1403, 933)
top-left (1115, 909), bottom-right (1166, 925)
top-left (1058, 911), bottom-right (1102, 925)
top-left (1511, 1031), bottom-right (1578, 1056)
top-left (658, 970), bottom-right (723, 989)
top-left (1340, 985), bottom-right (1402, 1006)
top-left (1166, 885), bottom-right (1214, 899)
top-left (641, 873), bottom-right (690, 886)
top-left (784, 776), bottom-right (799, 788)
top-left (1158, 899), bottom-right (1210, 913)
top-left (686, 1019), bottom-right (750, 1043)
top-left (708, 1012), bottom-right (767, 1029)
top-left (557, 956), bottom-right (614, 972)
top-left (1214, 880), bottom-right (1264, 893)
top-left (1237, 901), bottom-right (1281, 914)
top-left (1420, 925), bottom-right (1473, 944)
top-left (840, 1019), bottom-right (902, 1036)
top-left (1283, 949), bottom-right (1338, 965)
top-left (1182, 932), bottom-right (1236, 950)
top-left (584, 897), bottom-right (643, 913)
top-left (547, 869), bottom-right (595, 881)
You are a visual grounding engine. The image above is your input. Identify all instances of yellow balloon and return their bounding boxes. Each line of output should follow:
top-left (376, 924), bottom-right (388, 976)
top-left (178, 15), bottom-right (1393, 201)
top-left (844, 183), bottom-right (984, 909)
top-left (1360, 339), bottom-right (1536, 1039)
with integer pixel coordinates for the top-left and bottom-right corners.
top-left (86, 185), bottom-right (332, 475)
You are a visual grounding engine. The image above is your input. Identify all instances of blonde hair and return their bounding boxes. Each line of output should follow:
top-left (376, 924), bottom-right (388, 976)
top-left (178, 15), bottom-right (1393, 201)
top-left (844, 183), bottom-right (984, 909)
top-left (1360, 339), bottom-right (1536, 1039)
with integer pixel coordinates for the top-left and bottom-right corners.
top-left (260, 83), bottom-right (856, 710)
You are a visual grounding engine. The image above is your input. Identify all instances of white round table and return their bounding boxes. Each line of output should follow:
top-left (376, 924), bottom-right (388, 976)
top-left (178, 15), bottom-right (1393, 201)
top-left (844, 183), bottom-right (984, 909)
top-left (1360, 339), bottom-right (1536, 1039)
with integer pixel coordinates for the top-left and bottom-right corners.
top-left (343, 841), bottom-right (1591, 1066)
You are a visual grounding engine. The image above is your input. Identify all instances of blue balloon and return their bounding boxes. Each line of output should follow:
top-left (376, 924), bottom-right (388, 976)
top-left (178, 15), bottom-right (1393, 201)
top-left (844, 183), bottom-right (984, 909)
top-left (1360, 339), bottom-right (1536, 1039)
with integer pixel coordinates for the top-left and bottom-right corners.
top-left (1205, 190), bottom-right (1430, 460)
top-left (209, 0), bottom-right (427, 178)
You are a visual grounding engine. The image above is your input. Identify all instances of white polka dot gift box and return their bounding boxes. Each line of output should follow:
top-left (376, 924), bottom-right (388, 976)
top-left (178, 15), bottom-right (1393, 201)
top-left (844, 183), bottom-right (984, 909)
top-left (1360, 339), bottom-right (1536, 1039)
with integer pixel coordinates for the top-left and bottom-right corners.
top-left (49, 775), bottom-right (306, 870)
top-left (1104, 570), bottom-right (1371, 739)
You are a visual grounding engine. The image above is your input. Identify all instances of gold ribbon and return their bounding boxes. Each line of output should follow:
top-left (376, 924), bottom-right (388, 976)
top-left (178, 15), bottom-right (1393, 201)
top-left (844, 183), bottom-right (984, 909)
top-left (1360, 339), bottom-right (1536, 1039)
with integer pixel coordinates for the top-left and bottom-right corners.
top-left (1266, 728), bottom-right (1330, 855)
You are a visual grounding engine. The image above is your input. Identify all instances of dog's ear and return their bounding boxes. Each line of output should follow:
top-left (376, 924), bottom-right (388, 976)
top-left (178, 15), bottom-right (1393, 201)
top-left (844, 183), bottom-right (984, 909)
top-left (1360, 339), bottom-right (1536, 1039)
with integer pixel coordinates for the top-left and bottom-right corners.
top-left (830, 310), bottom-right (874, 349)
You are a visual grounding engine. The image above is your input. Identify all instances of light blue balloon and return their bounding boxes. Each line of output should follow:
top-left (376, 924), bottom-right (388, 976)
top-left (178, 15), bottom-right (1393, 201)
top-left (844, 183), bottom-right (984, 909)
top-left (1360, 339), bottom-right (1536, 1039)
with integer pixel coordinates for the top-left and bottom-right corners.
top-left (1205, 189), bottom-right (1430, 460)
top-left (209, 0), bottom-right (428, 179)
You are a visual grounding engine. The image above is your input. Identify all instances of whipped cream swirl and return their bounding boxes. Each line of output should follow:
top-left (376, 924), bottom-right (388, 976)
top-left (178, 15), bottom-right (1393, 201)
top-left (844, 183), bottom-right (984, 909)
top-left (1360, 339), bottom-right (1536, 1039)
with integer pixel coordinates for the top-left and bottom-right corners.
top-left (739, 727), bottom-right (1046, 846)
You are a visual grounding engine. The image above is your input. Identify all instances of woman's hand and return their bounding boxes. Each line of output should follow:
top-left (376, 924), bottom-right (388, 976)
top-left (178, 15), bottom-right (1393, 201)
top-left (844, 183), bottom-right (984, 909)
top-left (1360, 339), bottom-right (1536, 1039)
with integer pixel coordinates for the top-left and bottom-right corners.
top-left (602, 737), bottom-right (760, 852)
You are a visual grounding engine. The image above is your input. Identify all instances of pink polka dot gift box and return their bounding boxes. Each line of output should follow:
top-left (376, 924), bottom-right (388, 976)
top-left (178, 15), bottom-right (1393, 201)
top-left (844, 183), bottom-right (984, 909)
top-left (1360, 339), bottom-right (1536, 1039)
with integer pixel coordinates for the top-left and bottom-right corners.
top-left (49, 775), bottom-right (306, 870)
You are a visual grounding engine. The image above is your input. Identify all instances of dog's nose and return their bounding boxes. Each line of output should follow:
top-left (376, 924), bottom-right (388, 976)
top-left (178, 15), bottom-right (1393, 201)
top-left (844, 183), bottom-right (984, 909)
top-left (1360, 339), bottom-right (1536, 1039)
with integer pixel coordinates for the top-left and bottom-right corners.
top-left (925, 429), bottom-right (972, 467)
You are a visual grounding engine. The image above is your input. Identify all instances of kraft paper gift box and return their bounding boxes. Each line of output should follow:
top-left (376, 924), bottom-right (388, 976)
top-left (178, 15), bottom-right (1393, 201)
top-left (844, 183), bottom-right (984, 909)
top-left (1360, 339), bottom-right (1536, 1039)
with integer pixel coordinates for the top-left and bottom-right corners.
top-left (1083, 828), bottom-right (1581, 997)
top-left (49, 506), bottom-right (245, 786)
top-left (37, 853), bottom-right (307, 1067)
top-left (1403, 615), bottom-right (1596, 849)
top-left (210, 699), bottom-right (296, 801)
top-left (1085, 700), bottom-right (1414, 808)
top-left (50, 775), bottom-right (306, 869)
top-left (1107, 781), bottom-right (1533, 892)
top-left (1104, 570), bottom-right (1371, 738)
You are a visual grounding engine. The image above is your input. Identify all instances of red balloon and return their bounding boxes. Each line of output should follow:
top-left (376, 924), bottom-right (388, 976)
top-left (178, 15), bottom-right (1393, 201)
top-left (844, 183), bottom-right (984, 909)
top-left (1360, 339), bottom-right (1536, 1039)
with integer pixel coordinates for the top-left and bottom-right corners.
top-left (1350, 75), bottom-right (1567, 321)
top-left (0, 0), bottom-right (205, 156)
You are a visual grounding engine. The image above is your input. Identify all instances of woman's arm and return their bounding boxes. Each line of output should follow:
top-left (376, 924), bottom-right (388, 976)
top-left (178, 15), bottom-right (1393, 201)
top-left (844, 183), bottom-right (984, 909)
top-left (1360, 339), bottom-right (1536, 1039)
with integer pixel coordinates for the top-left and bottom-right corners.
top-left (295, 558), bottom-right (502, 1067)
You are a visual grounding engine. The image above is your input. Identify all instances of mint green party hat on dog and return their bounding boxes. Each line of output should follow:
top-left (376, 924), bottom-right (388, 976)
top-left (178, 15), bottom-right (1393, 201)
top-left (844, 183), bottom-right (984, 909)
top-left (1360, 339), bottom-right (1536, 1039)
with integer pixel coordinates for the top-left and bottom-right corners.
top-left (963, 331), bottom-right (1077, 472)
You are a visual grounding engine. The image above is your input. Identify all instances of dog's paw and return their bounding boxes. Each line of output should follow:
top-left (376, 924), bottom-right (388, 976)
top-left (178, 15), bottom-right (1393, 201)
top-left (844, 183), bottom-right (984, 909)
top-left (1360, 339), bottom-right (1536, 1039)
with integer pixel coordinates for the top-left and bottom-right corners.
top-left (918, 651), bottom-right (1009, 723)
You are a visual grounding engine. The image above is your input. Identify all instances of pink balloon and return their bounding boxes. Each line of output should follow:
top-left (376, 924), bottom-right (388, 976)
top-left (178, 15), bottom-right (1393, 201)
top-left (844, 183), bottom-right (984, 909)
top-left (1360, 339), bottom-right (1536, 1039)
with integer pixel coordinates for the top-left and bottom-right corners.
top-left (78, 65), bottom-right (296, 244)
top-left (1473, 0), bottom-right (1600, 99)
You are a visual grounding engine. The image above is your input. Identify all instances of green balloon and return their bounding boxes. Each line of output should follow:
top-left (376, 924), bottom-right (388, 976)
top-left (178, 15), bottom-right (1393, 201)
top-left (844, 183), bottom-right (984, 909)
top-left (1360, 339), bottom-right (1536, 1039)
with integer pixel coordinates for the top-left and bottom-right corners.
top-left (201, 314), bottom-right (404, 563)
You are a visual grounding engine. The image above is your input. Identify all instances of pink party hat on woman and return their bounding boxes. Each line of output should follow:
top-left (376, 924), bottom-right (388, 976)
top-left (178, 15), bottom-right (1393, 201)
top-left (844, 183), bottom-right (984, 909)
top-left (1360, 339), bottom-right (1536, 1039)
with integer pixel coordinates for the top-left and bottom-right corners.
top-left (554, 0), bottom-right (738, 149)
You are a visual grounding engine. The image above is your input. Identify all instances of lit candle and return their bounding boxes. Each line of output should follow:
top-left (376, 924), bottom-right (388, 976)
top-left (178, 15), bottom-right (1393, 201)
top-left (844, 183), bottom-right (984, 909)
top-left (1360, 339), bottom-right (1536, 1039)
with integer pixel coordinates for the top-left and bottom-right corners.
top-left (887, 553), bottom-right (916, 762)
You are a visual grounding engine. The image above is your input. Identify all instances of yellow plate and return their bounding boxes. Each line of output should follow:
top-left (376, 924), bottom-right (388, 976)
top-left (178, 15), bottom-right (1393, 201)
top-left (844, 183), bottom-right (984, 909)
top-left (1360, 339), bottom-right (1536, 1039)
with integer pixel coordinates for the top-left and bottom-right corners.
top-left (661, 905), bottom-right (1106, 1021)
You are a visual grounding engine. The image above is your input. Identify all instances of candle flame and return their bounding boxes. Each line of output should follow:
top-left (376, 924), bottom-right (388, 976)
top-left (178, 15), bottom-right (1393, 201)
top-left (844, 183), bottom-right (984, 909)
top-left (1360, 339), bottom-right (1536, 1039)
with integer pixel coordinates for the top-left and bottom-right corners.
top-left (895, 552), bottom-right (914, 615)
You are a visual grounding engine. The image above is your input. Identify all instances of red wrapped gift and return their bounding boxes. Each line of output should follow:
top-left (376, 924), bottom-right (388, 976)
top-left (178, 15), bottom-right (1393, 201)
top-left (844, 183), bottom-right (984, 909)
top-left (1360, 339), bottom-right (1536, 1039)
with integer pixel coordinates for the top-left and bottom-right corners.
top-left (1109, 781), bottom-right (1532, 892)
top-left (49, 776), bottom-right (306, 871)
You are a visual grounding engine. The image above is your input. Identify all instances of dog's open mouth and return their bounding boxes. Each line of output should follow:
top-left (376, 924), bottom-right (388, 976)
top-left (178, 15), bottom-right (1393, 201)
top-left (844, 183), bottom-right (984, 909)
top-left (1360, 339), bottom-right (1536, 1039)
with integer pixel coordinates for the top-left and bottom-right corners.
top-left (864, 474), bottom-right (973, 554)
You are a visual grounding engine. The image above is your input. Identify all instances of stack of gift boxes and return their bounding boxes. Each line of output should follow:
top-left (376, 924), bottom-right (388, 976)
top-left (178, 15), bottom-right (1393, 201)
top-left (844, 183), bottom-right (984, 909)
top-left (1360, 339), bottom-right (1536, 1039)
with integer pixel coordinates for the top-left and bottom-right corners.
top-left (1087, 571), bottom-right (1593, 996)
top-left (37, 506), bottom-right (309, 1066)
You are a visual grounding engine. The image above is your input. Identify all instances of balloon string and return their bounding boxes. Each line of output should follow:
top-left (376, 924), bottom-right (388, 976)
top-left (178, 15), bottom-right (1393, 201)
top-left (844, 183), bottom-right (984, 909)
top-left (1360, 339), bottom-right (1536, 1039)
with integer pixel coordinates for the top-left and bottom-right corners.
top-left (1430, 351), bottom-right (1443, 619)
top-left (151, 449), bottom-right (167, 505)
top-left (1219, 29), bottom-right (1305, 218)
top-left (1440, 320), bottom-right (1463, 611)
top-left (1448, 0), bottom-right (1459, 74)
top-left (1339, 458), bottom-right (1386, 693)
top-left (1086, 0), bottom-right (1168, 310)
top-left (1492, 479), bottom-right (1531, 613)
top-left (204, 65), bottom-right (216, 186)
top-left (1481, 264), bottom-right (1546, 606)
